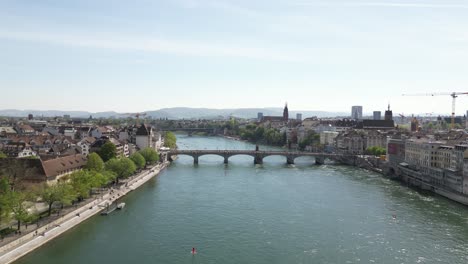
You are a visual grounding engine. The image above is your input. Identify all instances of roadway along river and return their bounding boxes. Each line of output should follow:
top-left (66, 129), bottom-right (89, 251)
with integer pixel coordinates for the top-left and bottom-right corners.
top-left (15, 135), bottom-right (468, 264)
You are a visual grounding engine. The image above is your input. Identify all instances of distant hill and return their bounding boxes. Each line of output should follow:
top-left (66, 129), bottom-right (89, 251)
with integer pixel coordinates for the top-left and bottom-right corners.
top-left (0, 108), bottom-right (348, 119)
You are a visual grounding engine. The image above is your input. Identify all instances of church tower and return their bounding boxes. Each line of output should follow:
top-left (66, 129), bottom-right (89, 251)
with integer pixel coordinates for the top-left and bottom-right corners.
top-left (384, 103), bottom-right (393, 121)
top-left (283, 103), bottom-right (289, 121)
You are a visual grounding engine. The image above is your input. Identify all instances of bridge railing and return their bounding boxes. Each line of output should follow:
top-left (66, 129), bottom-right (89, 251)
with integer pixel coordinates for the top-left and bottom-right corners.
top-left (169, 149), bottom-right (347, 156)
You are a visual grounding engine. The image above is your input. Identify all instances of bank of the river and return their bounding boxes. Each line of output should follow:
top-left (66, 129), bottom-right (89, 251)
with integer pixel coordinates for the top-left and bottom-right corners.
top-left (11, 135), bottom-right (468, 264)
top-left (0, 162), bottom-right (169, 264)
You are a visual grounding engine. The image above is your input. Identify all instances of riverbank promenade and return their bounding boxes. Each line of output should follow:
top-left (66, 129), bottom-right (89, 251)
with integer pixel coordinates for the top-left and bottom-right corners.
top-left (0, 162), bottom-right (169, 264)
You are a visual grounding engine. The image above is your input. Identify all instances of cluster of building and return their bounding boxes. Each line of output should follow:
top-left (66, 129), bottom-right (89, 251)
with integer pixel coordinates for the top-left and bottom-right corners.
top-left (254, 103), bottom-right (396, 153)
top-left (387, 131), bottom-right (468, 202)
top-left (0, 117), bottom-right (163, 186)
top-left (253, 103), bottom-right (468, 204)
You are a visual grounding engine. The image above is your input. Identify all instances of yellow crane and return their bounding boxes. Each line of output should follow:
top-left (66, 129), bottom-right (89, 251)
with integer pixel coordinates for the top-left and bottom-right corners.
top-left (402, 92), bottom-right (468, 129)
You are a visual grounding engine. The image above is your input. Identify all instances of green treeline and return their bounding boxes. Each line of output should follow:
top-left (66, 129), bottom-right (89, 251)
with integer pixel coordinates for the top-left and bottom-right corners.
top-left (0, 148), bottom-right (159, 234)
top-left (365, 146), bottom-right (386, 156)
top-left (238, 124), bottom-right (286, 146)
top-left (164, 131), bottom-right (177, 148)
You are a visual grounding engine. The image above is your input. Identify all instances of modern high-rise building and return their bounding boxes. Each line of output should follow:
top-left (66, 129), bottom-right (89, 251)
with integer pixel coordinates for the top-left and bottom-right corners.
top-left (351, 106), bottom-right (363, 120)
top-left (296, 113), bottom-right (302, 121)
top-left (257, 112), bottom-right (263, 121)
top-left (373, 111), bottom-right (381, 120)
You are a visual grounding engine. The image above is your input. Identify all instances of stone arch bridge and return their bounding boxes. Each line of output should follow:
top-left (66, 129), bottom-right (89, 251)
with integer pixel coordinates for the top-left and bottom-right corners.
top-left (168, 149), bottom-right (355, 165)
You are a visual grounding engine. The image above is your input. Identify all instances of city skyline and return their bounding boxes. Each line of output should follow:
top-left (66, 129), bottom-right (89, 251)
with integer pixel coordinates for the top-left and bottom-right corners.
top-left (1, 0), bottom-right (468, 115)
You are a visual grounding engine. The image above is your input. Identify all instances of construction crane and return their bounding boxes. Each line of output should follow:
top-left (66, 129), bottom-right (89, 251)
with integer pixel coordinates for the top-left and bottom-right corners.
top-left (398, 113), bottom-right (406, 123)
top-left (402, 92), bottom-right (468, 129)
top-left (123, 112), bottom-right (147, 126)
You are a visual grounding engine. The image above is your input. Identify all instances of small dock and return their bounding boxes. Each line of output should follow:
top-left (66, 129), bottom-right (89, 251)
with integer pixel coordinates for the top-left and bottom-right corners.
top-left (100, 203), bottom-right (118, 215)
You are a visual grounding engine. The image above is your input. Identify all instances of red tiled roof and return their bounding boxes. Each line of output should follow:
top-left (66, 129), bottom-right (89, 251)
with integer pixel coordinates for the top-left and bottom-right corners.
top-left (41, 154), bottom-right (87, 178)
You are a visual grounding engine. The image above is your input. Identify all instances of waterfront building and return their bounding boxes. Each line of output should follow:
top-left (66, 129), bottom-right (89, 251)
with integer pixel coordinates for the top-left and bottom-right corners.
top-left (42, 154), bottom-right (87, 184)
top-left (387, 132), bottom-right (468, 196)
top-left (387, 135), bottom-right (406, 167)
top-left (0, 154), bottom-right (87, 186)
top-left (335, 130), bottom-right (365, 154)
top-left (365, 130), bottom-right (388, 149)
top-left (320, 131), bottom-right (339, 145)
top-left (373, 111), bottom-right (381, 120)
top-left (351, 106), bottom-right (363, 120)
top-left (136, 124), bottom-right (154, 150)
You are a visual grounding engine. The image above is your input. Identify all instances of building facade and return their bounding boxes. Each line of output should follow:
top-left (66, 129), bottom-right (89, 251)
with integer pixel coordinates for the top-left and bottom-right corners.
top-left (351, 106), bottom-right (363, 120)
top-left (373, 111), bottom-right (381, 120)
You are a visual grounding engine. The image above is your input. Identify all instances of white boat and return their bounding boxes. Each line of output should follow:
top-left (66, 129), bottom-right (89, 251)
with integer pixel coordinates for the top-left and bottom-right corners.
top-left (117, 202), bottom-right (126, 209)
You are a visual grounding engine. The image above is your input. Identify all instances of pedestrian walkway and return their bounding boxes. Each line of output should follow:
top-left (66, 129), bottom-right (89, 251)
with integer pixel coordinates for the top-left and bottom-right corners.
top-left (0, 162), bottom-right (168, 264)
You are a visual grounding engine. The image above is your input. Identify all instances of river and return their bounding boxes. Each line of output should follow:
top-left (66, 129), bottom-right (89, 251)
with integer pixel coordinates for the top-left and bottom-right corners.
top-left (15, 135), bottom-right (468, 264)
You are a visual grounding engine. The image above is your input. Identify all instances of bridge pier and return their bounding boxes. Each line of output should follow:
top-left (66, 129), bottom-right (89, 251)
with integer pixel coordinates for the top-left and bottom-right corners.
top-left (286, 156), bottom-right (295, 165)
top-left (193, 156), bottom-right (199, 165)
top-left (254, 154), bottom-right (263, 165)
top-left (315, 156), bottom-right (325, 165)
top-left (224, 156), bottom-right (229, 164)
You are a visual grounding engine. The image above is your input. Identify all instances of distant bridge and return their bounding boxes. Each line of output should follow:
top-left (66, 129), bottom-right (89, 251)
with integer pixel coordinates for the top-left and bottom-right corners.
top-left (167, 149), bottom-right (356, 165)
top-left (160, 128), bottom-right (218, 136)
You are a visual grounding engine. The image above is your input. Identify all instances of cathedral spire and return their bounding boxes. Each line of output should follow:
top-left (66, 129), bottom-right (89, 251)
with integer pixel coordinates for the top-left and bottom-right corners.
top-left (283, 102), bottom-right (289, 121)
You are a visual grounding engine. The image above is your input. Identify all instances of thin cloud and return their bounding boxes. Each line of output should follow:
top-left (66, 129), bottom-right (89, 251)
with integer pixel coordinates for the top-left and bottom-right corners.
top-left (292, 2), bottom-right (468, 9)
top-left (0, 30), bottom-right (301, 62)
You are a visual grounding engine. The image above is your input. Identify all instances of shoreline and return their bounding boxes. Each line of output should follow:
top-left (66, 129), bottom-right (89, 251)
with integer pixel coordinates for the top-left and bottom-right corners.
top-left (0, 161), bottom-right (170, 264)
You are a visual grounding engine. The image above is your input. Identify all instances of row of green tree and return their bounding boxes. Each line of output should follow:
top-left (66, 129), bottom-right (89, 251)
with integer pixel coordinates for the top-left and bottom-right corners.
top-left (298, 132), bottom-right (320, 151)
top-left (164, 131), bottom-right (177, 148)
top-left (365, 146), bottom-right (386, 156)
top-left (0, 147), bottom-right (159, 233)
top-left (238, 124), bottom-right (286, 146)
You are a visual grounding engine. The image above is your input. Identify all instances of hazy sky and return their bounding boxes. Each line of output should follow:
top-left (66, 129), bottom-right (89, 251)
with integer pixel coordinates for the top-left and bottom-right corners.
top-left (1, 0), bottom-right (467, 115)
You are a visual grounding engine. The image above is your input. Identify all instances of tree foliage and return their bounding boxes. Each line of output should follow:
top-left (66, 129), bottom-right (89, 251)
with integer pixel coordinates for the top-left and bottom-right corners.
top-left (365, 146), bottom-right (386, 156)
top-left (70, 170), bottom-right (107, 200)
top-left (40, 182), bottom-right (76, 216)
top-left (0, 151), bottom-right (6, 158)
top-left (85, 153), bottom-right (105, 172)
top-left (239, 124), bottom-right (286, 146)
top-left (0, 178), bottom-right (11, 224)
top-left (105, 158), bottom-right (136, 181)
top-left (3, 190), bottom-right (34, 230)
top-left (97, 141), bottom-right (117, 162)
top-left (164, 131), bottom-right (177, 149)
top-left (298, 132), bottom-right (320, 151)
top-left (139, 148), bottom-right (159, 165)
top-left (130, 152), bottom-right (146, 169)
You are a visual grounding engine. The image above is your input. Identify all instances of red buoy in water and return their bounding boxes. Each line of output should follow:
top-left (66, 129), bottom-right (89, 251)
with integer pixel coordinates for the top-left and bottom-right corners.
top-left (191, 248), bottom-right (197, 254)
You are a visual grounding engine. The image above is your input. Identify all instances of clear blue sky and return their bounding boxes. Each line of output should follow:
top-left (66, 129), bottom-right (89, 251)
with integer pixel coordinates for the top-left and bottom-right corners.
top-left (1, 0), bottom-right (467, 116)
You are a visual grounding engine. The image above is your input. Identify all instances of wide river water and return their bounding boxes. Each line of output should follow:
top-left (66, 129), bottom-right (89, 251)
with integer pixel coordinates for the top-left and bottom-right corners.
top-left (15, 135), bottom-right (468, 264)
